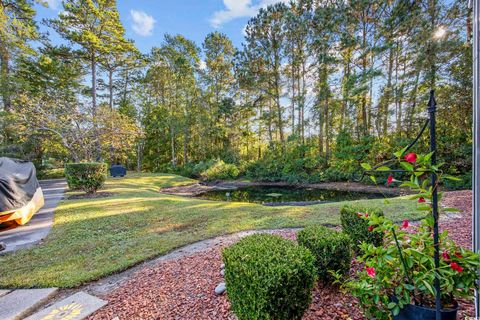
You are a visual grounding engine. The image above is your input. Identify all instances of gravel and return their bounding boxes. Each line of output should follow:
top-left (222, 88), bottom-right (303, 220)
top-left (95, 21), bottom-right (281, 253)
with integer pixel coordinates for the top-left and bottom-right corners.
top-left (88, 191), bottom-right (475, 320)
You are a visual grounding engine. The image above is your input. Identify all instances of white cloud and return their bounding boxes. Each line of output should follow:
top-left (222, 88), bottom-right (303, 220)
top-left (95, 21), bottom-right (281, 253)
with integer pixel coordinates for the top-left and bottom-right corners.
top-left (45, 0), bottom-right (59, 10)
top-left (210, 0), bottom-right (288, 28)
top-left (130, 10), bottom-right (156, 37)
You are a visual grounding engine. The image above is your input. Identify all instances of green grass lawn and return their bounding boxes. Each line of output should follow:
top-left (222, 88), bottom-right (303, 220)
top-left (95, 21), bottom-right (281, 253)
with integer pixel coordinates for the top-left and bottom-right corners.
top-left (0, 173), bottom-right (424, 288)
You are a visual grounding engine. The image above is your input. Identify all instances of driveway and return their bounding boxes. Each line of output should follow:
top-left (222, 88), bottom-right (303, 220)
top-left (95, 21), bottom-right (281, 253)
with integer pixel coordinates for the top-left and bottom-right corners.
top-left (0, 179), bottom-right (67, 254)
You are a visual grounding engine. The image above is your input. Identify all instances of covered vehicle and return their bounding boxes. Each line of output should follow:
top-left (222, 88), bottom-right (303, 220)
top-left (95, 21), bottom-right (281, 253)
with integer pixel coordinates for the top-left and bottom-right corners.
top-left (0, 158), bottom-right (44, 225)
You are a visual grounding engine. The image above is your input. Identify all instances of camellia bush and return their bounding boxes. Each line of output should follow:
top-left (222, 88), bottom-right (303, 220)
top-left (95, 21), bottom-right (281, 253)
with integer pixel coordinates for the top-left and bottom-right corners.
top-left (342, 149), bottom-right (480, 319)
top-left (222, 234), bottom-right (317, 320)
top-left (64, 162), bottom-right (108, 194)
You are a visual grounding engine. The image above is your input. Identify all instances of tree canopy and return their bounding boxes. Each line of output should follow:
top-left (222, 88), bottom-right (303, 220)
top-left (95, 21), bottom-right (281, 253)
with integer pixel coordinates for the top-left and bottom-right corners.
top-left (0, 0), bottom-right (473, 188)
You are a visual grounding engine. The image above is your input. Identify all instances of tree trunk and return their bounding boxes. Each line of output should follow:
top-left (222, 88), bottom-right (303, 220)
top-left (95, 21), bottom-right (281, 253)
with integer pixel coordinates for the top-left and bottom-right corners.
top-left (361, 20), bottom-right (368, 136)
top-left (341, 48), bottom-right (352, 131)
top-left (291, 64), bottom-right (296, 135)
top-left (325, 94), bottom-right (330, 163)
top-left (170, 125), bottom-right (176, 168)
top-left (384, 45), bottom-right (394, 134)
top-left (274, 57), bottom-right (284, 149)
top-left (0, 45), bottom-right (11, 113)
top-left (109, 69), bottom-right (114, 110)
top-left (0, 44), bottom-right (12, 144)
top-left (137, 142), bottom-right (142, 172)
top-left (91, 54), bottom-right (101, 161)
top-left (301, 60), bottom-right (306, 144)
top-left (318, 105), bottom-right (323, 154)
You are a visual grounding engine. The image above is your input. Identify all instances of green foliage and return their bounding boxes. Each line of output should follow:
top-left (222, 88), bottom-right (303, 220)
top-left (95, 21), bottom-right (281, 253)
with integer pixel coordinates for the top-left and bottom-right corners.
top-left (222, 234), bottom-right (317, 320)
top-left (37, 168), bottom-right (65, 180)
top-left (297, 226), bottom-right (352, 283)
top-left (245, 142), bottom-right (329, 183)
top-left (344, 216), bottom-right (480, 319)
top-left (443, 171), bottom-right (472, 190)
top-left (64, 162), bottom-right (107, 193)
top-left (191, 159), bottom-right (217, 178)
top-left (348, 149), bottom-right (478, 318)
top-left (200, 160), bottom-right (239, 181)
top-left (340, 205), bottom-right (384, 250)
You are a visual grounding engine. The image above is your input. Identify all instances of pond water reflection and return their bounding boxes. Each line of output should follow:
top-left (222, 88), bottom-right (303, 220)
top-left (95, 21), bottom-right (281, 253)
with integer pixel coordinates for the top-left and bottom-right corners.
top-left (196, 186), bottom-right (385, 205)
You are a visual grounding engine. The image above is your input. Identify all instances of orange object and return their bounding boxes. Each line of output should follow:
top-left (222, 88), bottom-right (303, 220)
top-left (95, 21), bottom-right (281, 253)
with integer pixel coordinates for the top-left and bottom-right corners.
top-left (0, 187), bottom-right (44, 225)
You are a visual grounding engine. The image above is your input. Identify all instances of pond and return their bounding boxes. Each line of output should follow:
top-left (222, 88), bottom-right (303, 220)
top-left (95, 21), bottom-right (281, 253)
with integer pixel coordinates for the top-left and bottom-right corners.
top-left (196, 186), bottom-right (385, 205)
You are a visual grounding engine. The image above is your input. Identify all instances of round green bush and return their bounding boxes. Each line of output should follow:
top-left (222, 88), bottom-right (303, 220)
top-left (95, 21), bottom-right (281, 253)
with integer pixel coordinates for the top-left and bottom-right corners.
top-left (340, 205), bottom-right (384, 251)
top-left (222, 234), bottom-right (317, 320)
top-left (297, 225), bottom-right (352, 283)
top-left (64, 162), bottom-right (108, 194)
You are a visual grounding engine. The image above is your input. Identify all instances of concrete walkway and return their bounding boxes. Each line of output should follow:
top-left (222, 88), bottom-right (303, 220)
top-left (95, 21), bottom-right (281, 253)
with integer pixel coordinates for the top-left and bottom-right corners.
top-left (0, 179), bottom-right (67, 253)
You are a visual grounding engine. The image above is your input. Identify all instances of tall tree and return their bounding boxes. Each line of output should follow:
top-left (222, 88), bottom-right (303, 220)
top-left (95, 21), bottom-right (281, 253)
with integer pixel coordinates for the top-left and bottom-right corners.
top-left (0, 0), bottom-right (40, 144)
top-left (50, 0), bottom-right (129, 160)
top-left (202, 31), bottom-right (236, 156)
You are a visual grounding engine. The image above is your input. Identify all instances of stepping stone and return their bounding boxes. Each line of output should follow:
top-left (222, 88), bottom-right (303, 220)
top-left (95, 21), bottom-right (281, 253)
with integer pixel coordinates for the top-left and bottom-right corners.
top-left (0, 288), bottom-right (58, 320)
top-left (25, 291), bottom-right (107, 320)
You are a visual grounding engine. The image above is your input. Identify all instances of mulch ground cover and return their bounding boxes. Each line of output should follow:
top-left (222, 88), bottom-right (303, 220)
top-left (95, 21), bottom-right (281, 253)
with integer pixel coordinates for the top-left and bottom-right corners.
top-left (89, 191), bottom-right (475, 320)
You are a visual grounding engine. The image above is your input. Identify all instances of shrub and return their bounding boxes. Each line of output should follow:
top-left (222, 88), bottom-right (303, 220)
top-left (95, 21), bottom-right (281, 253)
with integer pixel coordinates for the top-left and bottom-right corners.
top-left (64, 162), bottom-right (108, 194)
top-left (37, 168), bottom-right (65, 180)
top-left (297, 226), bottom-right (352, 283)
top-left (191, 159), bottom-right (216, 177)
top-left (200, 160), bottom-right (239, 181)
top-left (340, 205), bottom-right (384, 250)
top-left (222, 234), bottom-right (317, 320)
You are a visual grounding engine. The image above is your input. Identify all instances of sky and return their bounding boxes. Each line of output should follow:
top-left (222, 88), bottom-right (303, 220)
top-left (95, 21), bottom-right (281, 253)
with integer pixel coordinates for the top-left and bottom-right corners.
top-left (36, 0), bottom-right (288, 53)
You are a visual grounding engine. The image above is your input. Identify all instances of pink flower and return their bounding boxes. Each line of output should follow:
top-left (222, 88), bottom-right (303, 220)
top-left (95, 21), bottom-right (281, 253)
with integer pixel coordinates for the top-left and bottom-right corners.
top-left (368, 225), bottom-right (374, 232)
top-left (450, 262), bottom-right (463, 273)
top-left (366, 267), bottom-right (376, 278)
top-left (357, 212), bottom-right (363, 218)
top-left (387, 175), bottom-right (394, 185)
top-left (402, 220), bottom-right (409, 229)
top-left (405, 152), bottom-right (417, 163)
top-left (365, 213), bottom-right (369, 218)
top-left (418, 197), bottom-right (426, 203)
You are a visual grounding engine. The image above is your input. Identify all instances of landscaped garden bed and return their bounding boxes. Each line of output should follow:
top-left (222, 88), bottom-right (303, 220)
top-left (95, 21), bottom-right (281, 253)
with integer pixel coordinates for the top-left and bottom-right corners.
top-left (87, 190), bottom-right (475, 320)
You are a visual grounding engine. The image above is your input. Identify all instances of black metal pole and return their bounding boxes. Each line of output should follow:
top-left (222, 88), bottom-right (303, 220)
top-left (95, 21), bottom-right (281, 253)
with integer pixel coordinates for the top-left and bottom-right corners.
top-left (428, 90), bottom-right (441, 319)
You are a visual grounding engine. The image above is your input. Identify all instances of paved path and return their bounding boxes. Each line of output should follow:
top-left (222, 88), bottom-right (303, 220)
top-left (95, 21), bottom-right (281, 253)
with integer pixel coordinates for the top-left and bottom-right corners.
top-left (0, 179), bottom-right (67, 253)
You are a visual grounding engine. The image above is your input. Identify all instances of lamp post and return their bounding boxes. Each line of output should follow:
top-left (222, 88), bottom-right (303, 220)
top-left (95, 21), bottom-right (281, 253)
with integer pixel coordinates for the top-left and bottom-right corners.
top-left (472, 0), bottom-right (480, 317)
top-left (430, 24), bottom-right (447, 320)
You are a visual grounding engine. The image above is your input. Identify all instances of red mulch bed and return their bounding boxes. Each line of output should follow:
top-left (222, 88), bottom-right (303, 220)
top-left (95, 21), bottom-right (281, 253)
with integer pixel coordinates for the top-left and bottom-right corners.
top-left (88, 191), bottom-right (475, 320)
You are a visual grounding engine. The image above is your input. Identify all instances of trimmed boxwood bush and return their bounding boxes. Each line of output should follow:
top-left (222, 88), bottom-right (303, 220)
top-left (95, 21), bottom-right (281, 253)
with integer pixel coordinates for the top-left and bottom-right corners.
top-left (340, 205), bottom-right (384, 251)
top-left (222, 234), bottom-right (317, 320)
top-left (297, 225), bottom-right (352, 283)
top-left (65, 162), bottom-right (108, 194)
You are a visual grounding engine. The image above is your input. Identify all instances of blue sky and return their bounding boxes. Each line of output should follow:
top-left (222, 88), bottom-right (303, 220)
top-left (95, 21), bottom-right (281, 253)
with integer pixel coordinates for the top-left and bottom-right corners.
top-left (36, 0), bottom-right (287, 53)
